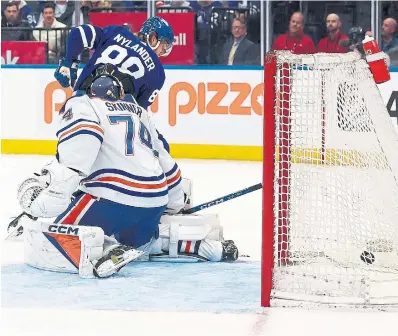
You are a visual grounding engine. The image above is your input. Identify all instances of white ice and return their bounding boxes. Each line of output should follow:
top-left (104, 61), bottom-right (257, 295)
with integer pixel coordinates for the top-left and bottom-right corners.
top-left (1, 155), bottom-right (397, 336)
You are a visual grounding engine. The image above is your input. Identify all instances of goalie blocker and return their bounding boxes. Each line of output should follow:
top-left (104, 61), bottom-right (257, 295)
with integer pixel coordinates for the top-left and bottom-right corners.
top-left (23, 213), bottom-right (238, 278)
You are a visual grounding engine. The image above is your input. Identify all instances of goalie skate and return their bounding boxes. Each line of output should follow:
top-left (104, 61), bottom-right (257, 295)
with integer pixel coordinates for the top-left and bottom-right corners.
top-left (93, 244), bottom-right (144, 278)
top-left (221, 240), bottom-right (239, 261)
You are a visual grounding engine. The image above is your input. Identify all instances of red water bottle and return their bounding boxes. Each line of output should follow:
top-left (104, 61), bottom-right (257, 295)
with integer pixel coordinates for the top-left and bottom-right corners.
top-left (362, 35), bottom-right (390, 84)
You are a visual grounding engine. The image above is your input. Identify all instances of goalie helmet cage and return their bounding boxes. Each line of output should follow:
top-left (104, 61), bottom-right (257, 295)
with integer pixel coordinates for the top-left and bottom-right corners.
top-left (261, 51), bottom-right (398, 308)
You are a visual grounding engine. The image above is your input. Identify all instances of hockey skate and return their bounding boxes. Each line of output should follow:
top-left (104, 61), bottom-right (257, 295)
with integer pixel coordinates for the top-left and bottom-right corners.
top-left (221, 240), bottom-right (239, 261)
top-left (93, 244), bottom-right (144, 278)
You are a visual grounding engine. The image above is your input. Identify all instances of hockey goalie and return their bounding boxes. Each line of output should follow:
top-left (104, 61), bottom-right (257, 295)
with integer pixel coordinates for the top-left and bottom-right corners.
top-left (14, 71), bottom-right (239, 279)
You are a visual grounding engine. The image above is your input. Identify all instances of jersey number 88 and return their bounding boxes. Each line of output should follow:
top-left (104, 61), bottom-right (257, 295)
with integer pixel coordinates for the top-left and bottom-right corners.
top-left (96, 45), bottom-right (159, 103)
top-left (96, 45), bottom-right (145, 80)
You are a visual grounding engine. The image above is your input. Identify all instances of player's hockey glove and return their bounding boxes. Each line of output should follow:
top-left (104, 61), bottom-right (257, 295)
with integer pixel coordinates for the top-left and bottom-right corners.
top-left (54, 58), bottom-right (79, 88)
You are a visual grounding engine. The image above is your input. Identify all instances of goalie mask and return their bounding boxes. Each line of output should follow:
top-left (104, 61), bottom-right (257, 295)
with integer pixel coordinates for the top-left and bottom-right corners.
top-left (89, 74), bottom-right (124, 101)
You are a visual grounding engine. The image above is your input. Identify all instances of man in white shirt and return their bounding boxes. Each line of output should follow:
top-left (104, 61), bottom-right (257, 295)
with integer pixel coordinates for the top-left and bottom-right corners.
top-left (34, 2), bottom-right (67, 63)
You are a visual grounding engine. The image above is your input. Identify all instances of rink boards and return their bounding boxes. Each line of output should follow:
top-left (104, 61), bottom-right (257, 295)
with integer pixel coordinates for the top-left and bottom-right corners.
top-left (1, 65), bottom-right (398, 161)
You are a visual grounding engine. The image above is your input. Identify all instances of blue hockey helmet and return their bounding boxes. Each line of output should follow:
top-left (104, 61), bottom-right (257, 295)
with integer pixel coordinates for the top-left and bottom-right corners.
top-left (140, 16), bottom-right (174, 57)
top-left (90, 75), bottom-right (123, 101)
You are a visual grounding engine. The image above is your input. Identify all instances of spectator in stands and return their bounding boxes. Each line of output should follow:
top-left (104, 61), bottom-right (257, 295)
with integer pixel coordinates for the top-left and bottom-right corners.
top-left (380, 18), bottom-right (398, 53)
top-left (191, 0), bottom-right (223, 64)
top-left (1, 1), bottom-right (32, 41)
top-left (9, 0), bottom-right (36, 27)
top-left (366, 17), bottom-right (398, 65)
top-left (317, 13), bottom-right (349, 53)
top-left (34, 2), bottom-right (67, 63)
top-left (380, 18), bottom-right (398, 66)
top-left (54, 1), bottom-right (75, 26)
top-left (218, 17), bottom-right (259, 65)
top-left (37, 1), bottom-right (75, 26)
top-left (272, 12), bottom-right (316, 54)
top-left (366, 18), bottom-right (398, 52)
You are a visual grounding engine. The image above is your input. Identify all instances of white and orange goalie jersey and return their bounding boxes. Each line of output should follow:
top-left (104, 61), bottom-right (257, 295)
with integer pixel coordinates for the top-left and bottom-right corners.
top-left (56, 93), bottom-right (184, 211)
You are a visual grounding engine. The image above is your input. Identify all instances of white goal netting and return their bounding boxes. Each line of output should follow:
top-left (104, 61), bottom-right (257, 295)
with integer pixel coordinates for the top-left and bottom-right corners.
top-left (266, 51), bottom-right (398, 307)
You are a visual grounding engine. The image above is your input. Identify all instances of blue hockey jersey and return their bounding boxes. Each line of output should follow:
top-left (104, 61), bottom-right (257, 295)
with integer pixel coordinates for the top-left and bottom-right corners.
top-left (65, 24), bottom-right (165, 110)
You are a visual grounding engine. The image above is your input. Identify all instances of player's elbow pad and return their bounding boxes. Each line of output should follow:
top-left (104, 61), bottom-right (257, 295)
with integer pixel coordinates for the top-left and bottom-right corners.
top-left (66, 25), bottom-right (97, 60)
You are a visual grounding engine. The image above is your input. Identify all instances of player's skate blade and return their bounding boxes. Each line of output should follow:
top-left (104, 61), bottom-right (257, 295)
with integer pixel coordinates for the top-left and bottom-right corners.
top-left (93, 245), bottom-right (144, 278)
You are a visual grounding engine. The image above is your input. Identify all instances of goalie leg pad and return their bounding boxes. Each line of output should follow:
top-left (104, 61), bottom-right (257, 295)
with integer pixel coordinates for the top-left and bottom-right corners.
top-left (159, 214), bottom-right (223, 242)
top-left (149, 214), bottom-right (224, 262)
top-left (22, 217), bottom-right (104, 278)
top-left (149, 238), bottom-right (224, 262)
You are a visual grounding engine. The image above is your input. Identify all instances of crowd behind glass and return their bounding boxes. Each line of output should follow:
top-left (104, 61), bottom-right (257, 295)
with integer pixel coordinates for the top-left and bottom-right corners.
top-left (1, 0), bottom-right (398, 65)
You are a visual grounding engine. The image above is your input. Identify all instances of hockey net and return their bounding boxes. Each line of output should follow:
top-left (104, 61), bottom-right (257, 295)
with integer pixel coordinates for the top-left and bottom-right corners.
top-left (262, 51), bottom-right (398, 308)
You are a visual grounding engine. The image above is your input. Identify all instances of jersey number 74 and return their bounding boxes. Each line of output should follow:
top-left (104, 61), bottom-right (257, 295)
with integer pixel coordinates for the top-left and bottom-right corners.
top-left (108, 115), bottom-right (159, 158)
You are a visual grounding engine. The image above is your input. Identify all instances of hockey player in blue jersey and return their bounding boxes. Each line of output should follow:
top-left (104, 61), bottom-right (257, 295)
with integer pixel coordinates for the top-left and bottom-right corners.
top-left (54, 16), bottom-right (174, 111)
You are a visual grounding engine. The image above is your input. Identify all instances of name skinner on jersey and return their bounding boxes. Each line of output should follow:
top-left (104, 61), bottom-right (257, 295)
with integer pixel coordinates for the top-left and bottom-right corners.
top-left (105, 101), bottom-right (144, 117)
top-left (114, 34), bottom-right (156, 71)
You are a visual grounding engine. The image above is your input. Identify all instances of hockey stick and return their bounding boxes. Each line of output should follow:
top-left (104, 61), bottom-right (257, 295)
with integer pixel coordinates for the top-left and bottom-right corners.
top-left (182, 183), bottom-right (262, 214)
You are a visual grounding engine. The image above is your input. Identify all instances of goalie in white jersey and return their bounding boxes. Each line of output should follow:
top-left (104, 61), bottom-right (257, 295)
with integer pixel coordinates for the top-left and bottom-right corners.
top-left (17, 70), bottom-right (239, 278)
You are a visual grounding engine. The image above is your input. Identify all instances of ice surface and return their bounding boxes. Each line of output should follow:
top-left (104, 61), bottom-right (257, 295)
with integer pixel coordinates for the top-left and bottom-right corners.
top-left (1, 155), bottom-right (397, 336)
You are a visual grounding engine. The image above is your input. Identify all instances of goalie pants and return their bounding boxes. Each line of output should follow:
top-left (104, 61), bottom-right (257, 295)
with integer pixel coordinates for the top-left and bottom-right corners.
top-left (55, 191), bottom-right (166, 248)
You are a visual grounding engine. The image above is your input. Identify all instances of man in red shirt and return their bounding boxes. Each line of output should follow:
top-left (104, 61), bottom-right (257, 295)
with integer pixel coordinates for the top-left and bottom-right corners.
top-left (272, 12), bottom-right (316, 54)
top-left (317, 13), bottom-right (349, 53)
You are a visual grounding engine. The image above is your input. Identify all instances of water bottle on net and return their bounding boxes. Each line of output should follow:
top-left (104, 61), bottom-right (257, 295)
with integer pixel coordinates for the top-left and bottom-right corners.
top-left (362, 35), bottom-right (390, 84)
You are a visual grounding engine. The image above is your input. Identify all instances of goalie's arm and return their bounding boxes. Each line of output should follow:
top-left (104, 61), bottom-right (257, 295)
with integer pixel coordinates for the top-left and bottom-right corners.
top-left (144, 114), bottom-right (185, 213)
top-left (56, 96), bottom-right (103, 176)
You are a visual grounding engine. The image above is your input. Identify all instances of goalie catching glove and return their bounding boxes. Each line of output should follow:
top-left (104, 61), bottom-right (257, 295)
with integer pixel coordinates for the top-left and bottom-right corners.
top-left (18, 161), bottom-right (82, 218)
